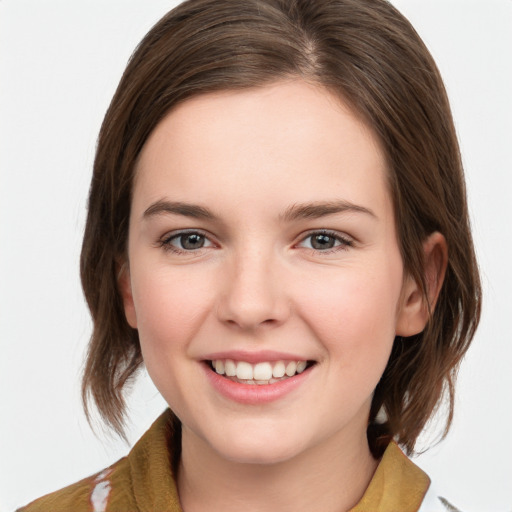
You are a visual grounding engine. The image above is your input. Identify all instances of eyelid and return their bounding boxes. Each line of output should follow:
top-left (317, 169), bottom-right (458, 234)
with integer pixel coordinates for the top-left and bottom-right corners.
top-left (158, 228), bottom-right (217, 253)
top-left (295, 229), bottom-right (354, 252)
top-left (156, 228), bottom-right (354, 254)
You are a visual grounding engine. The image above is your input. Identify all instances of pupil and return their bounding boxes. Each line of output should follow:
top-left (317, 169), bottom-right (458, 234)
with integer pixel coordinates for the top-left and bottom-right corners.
top-left (181, 233), bottom-right (204, 250)
top-left (312, 234), bottom-right (334, 250)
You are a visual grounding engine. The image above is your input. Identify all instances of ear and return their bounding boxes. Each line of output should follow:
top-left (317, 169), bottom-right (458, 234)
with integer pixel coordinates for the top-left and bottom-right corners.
top-left (117, 261), bottom-right (138, 329)
top-left (396, 232), bottom-right (448, 336)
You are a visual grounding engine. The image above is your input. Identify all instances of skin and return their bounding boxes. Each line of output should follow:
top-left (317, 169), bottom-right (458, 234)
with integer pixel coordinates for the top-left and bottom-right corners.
top-left (120, 80), bottom-right (446, 512)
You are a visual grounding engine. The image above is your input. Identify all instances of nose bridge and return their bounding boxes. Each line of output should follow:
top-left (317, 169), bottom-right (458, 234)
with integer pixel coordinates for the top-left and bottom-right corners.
top-left (217, 244), bottom-right (288, 329)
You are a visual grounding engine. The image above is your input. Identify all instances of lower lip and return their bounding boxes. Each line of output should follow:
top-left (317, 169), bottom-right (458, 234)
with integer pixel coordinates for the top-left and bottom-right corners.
top-left (203, 363), bottom-right (313, 405)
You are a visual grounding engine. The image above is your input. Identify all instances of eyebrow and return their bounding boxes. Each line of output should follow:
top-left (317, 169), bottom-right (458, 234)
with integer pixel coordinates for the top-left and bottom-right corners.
top-left (280, 200), bottom-right (376, 221)
top-left (142, 199), bottom-right (376, 222)
top-left (143, 200), bottom-right (217, 220)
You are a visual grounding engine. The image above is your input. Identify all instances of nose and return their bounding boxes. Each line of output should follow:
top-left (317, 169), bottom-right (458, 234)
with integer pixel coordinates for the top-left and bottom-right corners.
top-left (216, 250), bottom-right (290, 330)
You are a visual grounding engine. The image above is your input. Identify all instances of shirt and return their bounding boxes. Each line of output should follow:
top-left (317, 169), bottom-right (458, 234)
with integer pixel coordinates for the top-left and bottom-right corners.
top-left (17, 410), bottom-right (457, 512)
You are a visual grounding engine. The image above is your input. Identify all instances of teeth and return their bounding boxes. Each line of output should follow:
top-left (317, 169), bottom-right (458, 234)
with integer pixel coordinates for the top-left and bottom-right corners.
top-left (236, 361), bottom-right (253, 380)
top-left (214, 360), bottom-right (225, 375)
top-left (272, 361), bottom-right (285, 378)
top-left (225, 359), bottom-right (236, 377)
top-left (253, 362), bottom-right (273, 380)
top-left (296, 361), bottom-right (307, 373)
top-left (285, 361), bottom-right (297, 377)
top-left (211, 359), bottom-right (310, 382)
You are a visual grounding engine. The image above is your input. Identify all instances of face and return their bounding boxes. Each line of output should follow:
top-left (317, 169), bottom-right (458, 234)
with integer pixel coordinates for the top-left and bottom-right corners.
top-left (122, 81), bottom-right (423, 465)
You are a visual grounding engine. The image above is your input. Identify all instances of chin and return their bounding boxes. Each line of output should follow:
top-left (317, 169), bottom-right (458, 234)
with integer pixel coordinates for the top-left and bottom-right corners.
top-left (216, 439), bottom-right (302, 466)
top-left (205, 423), bottom-right (310, 466)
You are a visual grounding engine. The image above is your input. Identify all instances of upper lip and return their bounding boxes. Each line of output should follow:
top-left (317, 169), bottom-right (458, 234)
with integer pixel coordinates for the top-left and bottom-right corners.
top-left (202, 350), bottom-right (311, 364)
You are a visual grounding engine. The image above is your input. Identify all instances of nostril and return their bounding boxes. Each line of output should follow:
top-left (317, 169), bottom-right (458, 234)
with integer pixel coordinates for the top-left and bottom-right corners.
top-left (215, 272), bottom-right (290, 330)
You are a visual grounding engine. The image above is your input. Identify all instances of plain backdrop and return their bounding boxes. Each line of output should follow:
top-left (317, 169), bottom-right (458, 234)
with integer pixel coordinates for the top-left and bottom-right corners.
top-left (1, 1), bottom-right (511, 511)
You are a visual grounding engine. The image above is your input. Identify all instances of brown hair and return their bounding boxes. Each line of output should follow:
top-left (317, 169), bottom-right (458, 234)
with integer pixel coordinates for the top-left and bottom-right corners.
top-left (80, 0), bottom-right (481, 455)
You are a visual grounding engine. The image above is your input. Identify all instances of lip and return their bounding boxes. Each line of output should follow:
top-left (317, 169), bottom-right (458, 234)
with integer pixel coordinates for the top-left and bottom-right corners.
top-left (202, 359), bottom-right (314, 405)
top-left (202, 350), bottom-right (309, 364)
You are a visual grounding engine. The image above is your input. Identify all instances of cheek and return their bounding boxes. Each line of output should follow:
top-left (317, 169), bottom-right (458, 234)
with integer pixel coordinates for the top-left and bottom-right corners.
top-left (129, 265), bottom-right (217, 415)
top-left (297, 260), bottom-right (403, 367)
top-left (130, 265), bottom-right (214, 359)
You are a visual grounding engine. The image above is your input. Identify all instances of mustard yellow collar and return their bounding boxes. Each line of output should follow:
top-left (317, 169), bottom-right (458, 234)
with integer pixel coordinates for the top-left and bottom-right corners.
top-left (349, 441), bottom-right (430, 512)
top-left (131, 412), bottom-right (429, 512)
top-left (19, 411), bottom-right (430, 512)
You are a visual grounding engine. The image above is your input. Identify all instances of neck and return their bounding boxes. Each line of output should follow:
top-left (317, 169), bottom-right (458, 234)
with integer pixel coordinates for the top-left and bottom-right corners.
top-left (177, 425), bottom-right (378, 512)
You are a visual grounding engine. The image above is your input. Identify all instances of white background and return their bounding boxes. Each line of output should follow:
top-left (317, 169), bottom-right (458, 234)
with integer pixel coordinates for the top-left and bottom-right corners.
top-left (0, 1), bottom-right (511, 511)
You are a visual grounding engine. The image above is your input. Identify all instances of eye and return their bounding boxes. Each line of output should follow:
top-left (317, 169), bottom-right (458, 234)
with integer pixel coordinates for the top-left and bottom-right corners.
top-left (298, 231), bottom-right (353, 251)
top-left (160, 230), bottom-right (215, 252)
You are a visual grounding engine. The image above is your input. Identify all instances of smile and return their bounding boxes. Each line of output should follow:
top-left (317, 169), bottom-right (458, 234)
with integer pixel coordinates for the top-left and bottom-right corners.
top-left (209, 359), bottom-right (313, 385)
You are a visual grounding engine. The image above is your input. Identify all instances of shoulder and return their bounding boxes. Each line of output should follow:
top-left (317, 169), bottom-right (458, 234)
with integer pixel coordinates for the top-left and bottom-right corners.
top-left (16, 410), bottom-right (181, 512)
top-left (350, 442), bottom-right (462, 512)
top-left (16, 458), bottom-right (135, 512)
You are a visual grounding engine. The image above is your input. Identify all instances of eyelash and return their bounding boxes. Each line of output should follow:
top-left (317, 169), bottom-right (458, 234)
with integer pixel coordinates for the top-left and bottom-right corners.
top-left (157, 229), bottom-right (354, 255)
top-left (297, 230), bottom-right (354, 253)
top-left (158, 230), bottom-right (215, 254)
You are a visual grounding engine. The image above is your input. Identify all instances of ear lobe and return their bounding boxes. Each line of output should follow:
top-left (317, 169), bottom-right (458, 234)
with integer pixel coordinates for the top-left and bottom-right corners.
top-left (117, 261), bottom-right (138, 329)
top-left (396, 232), bottom-right (448, 337)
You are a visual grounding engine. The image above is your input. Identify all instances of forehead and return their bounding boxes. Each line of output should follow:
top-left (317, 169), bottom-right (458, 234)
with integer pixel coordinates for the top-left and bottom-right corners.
top-left (134, 80), bottom-right (391, 220)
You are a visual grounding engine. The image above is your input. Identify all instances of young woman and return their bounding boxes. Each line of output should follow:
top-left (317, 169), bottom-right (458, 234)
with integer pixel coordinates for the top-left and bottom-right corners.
top-left (18, 0), bottom-right (481, 510)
